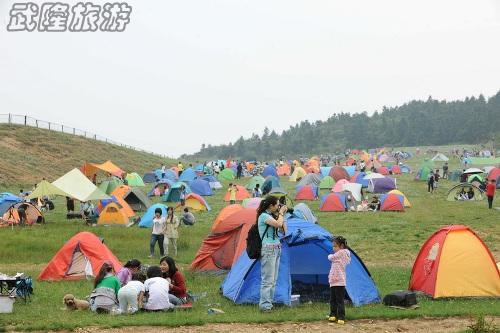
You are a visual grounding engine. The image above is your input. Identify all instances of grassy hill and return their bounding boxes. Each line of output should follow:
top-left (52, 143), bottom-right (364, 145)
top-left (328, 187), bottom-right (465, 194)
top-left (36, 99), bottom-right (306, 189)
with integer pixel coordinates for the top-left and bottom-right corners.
top-left (0, 124), bottom-right (175, 187)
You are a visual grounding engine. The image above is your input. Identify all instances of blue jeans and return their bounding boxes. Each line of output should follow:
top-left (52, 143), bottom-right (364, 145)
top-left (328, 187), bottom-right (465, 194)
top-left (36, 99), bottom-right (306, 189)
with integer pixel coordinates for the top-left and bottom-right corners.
top-left (259, 244), bottom-right (281, 310)
top-left (150, 234), bottom-right (164, 256)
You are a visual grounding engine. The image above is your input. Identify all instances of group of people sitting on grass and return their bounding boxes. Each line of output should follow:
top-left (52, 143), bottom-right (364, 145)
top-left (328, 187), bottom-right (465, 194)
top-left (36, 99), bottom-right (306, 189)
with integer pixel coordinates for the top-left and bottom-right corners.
top-left (89, 257), bottom-right (189, 314)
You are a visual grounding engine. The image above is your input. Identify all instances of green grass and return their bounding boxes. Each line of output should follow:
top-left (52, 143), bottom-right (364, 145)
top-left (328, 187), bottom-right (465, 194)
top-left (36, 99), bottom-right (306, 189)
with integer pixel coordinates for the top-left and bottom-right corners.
top-left (1, 149), bottom-right (499, 330)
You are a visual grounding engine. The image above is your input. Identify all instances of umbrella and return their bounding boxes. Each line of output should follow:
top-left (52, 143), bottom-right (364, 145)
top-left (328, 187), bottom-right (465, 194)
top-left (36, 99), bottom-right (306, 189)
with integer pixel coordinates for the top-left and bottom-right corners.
top-left (463, 168), bottom-right (483, 175)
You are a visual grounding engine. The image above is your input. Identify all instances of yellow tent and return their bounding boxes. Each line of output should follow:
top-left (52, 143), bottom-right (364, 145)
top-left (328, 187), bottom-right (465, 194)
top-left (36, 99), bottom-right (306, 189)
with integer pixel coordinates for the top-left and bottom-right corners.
top-left (388, 189), bottom-right (411, 207)
top-left (97, 203), bottom-right (129, 226)
top-left (289, 167), bottom-right (306, 182)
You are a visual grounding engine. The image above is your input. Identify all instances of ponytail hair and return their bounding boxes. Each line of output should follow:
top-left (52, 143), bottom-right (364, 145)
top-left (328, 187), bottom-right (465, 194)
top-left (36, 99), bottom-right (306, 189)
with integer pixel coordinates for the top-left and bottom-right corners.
top-left (256, 196), bottom-right (278, 223)
top-left (334, 236), bottom-right (348, 249)
top-left (94, 262), bottom-right (114, 288)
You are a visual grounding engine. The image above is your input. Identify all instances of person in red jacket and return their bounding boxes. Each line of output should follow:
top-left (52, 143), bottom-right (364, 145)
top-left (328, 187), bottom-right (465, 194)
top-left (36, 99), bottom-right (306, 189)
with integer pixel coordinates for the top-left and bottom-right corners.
top-left (160, 256), bottom-right (188, 305)
top-left (486, 179), bottom-right (496, 209)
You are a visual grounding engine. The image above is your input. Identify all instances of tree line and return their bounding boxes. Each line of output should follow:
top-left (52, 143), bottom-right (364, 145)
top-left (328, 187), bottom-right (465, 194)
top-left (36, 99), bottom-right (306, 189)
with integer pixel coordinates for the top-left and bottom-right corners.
top-left (184, 91), bottom-right (500, 160)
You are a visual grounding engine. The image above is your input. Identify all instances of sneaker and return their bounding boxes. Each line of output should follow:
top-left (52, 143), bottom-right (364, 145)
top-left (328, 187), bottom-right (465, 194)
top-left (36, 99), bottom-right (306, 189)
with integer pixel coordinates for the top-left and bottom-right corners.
top-left (148, 254), bottom-right (153, 258)
top-left (328, 316), bottom-right (337, 322)
top-left (336, 320), bottom-right (345, 325)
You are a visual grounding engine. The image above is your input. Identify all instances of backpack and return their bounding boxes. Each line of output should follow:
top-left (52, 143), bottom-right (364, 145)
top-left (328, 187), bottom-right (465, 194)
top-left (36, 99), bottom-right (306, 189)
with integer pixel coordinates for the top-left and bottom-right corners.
top-left (383, 291), bottom-right (417, 307)
top-left (246, 223), bottom-right (269, 259)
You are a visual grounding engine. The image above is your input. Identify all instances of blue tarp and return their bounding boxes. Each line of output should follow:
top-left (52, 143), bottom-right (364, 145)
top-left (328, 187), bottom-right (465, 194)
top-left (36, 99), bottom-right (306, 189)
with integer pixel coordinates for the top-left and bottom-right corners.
top-left (221, 219), bottom-right (380, 306)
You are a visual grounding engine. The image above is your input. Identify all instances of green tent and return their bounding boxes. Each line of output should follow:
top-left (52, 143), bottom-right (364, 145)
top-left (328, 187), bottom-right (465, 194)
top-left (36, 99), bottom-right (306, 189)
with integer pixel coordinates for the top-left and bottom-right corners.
top-left (467, 174), bottom-right (484, 184)
top-left (218, 168), bottom-right (235, 181)
top-left (319, 176), bottom-right (335, 189)
top-left (26, 180), bottom-right (67, 199)
top-left (126, 172), bottom-right (145, 187)
top-left (245, 175), bottom-right (265, 190)
top-left (52, 168), bottom-right (110, 201)
top-left (415, 159), bottom-right (434, 181)
top-left (99, 178), bottom-right (122, 195)
top-left (446, 183), bottom-right (484, 201)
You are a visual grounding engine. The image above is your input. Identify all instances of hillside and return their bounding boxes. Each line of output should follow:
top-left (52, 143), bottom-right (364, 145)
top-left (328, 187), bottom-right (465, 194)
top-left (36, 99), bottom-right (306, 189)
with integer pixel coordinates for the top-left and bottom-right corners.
top-left (0, 124), bottom-right (175, 186)
top-left (186, 91), bottom-right (500, 160)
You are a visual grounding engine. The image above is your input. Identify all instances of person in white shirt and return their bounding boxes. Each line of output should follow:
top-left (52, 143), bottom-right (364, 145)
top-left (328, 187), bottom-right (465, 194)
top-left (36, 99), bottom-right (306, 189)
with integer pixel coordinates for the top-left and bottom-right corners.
top-left (143, 266), bottom-right (172, 311)
top-left (149, 208), bottom-right (165, 258)
top-left (117, 272), bottom-right (146, 314)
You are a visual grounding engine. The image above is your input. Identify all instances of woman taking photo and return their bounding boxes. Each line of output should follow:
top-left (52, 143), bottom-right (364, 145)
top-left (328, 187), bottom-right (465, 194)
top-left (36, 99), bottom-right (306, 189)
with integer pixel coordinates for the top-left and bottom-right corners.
top-left (257, 196), bottom-right (288, 312)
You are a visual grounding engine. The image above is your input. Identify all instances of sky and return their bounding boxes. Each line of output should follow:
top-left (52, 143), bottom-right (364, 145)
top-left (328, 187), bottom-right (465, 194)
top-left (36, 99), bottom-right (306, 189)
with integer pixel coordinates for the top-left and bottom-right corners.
top-left (1, 0), bottom-right (499, 158)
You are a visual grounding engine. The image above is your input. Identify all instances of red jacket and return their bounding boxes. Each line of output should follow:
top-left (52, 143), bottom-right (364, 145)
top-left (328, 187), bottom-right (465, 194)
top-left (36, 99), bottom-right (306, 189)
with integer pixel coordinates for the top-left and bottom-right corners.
top-left (486, 183), bottom-right (496, 197)
top-left (169, 271), bottom-right (187, 299)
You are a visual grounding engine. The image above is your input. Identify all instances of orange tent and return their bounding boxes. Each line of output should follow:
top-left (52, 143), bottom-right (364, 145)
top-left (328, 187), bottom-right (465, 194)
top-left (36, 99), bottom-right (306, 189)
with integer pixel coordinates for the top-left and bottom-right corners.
top-left (38, 232), bottom-right (122, 281)
top-left (223, 185), bottom-right (250, 202)
top-left (211, 204), bottom-right (244, 231)
top-left (97, 202), bottom-right (130, 226)
top-left (2, 202), bottom-right (44, 226)
top-left (81, 160), bottom-right (124, 178)
top-left (277, 164), bottom-right (291, 176)
top-left (191, 208), bottom-right (256, 271)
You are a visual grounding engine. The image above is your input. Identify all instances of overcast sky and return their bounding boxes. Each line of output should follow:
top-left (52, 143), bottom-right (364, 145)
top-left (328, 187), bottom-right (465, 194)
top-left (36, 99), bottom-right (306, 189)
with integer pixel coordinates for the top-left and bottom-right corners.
top-left (1, 0), bottom-right (499, 158)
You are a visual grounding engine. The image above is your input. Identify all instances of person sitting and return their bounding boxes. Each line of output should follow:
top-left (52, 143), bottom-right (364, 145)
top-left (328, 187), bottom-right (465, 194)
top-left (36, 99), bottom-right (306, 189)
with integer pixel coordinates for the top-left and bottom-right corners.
top-left (89, 262), bottom-right (120, 313)
top-left (253, 184), bottom-right (262, 198)
top-left (181, 207), bottom-right (195, 226)
top-left (368, 196), bottom-right (380, 211)
top-left (116, 259), bottom-right (141, 286)
top-left (143, 266), bottom-right (173, 311)
top-left (80, 201), bottom-right (95, 218)
top-left (467, 188), bottom-right (475, 200)
top-left (117, 271), bottom-right (146, 314)
top-left (160, 256), bottom-right (188, 305)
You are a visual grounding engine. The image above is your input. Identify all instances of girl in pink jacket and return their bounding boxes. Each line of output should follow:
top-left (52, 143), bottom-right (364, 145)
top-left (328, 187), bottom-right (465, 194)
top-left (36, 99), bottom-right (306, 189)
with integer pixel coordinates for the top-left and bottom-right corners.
top-left (327, 236), bottom-right (350, 324)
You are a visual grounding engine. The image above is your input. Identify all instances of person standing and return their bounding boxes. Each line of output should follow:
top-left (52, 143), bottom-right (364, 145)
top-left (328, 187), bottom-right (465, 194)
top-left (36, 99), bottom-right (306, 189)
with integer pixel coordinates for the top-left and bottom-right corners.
top-left (257, 196), bottom-right (288, 312)
top-left (227, 183), bottom-right (238, 204)
top-left (236, 162), bottom-right (243, 179)
top-left (164, 207), bottom-right (180, 256)
top-left (433, 169), bottom-right (440, 192)
top-left (428, 172), bottom-right (435, 193)
top-left (327, 236), bottom-right (351, 324)
top-left (177, 162), bottom-right (184, 176)
top-left (179, 186), bottom-right (187, 207)
top-left (442, 162), bottom-right (449, 180)
top-left (486, 179), bottom-right (496, 209)
top-left (149, 208), bottom-right (165, 258)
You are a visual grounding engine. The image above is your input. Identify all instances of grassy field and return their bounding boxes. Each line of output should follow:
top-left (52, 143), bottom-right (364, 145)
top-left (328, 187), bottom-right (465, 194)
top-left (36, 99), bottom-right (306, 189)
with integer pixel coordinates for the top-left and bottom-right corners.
top-left (0, 150), bottom-right (499, 331)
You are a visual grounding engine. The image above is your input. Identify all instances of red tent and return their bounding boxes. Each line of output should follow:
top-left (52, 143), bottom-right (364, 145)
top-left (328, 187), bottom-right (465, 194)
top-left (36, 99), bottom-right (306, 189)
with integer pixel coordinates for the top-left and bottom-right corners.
top-left (380, 193), bottom-right (404, 211)
top-left (377, 166), bottom-right (389, 175)
top-left (38, 232), bottom-right (122, 281)
top-left (391, 165), bottom-right (402, 175)
top-left (329, 166), bottom-right (349, 182)
top-left (320, 193), bottom-right (346, 212)
top-left (295, 185), bottom-right (318, 201)
top-left (223, 185), bottom-right (251, 202)
top-left (191, 208), bottom-right (257, 272)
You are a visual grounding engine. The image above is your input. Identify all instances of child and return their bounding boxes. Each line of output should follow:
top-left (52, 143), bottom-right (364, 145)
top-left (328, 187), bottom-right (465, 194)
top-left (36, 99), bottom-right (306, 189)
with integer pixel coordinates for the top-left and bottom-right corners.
top-left (253, 184), bottom-right (262, 198)
top-left (228, 183), bottom-right (238, 204)
top-left (143, 266), bottom-right (172, 311)
top-left (117, 272), bottom-right (146, 314)
top-left (327, 236), bottom-right (351, 324)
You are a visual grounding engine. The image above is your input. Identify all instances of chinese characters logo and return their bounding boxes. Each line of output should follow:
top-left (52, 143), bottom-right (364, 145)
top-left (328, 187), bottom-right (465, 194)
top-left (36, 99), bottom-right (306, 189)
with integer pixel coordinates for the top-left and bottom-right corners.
top-left (7, 2), bottom-right (132, 32)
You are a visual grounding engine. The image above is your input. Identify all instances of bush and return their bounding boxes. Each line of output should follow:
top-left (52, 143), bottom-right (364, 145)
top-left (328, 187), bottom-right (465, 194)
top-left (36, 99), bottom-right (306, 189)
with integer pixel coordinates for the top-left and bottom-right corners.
top-left (467, 316), bottom-right (499, 333)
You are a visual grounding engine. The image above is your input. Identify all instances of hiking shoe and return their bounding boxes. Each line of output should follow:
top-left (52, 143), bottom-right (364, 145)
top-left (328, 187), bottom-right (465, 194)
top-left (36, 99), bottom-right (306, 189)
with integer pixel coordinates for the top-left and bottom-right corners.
top-left (328, 316), bottom-right (337, 322)
top-left (336, 320), bottom-right (345, 325)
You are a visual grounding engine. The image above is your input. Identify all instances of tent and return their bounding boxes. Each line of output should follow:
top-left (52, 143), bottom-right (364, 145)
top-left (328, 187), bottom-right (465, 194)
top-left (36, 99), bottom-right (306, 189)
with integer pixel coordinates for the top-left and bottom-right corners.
top-left (388, 190), bottom-right (411, 207)
top-left (2, 202), bottom-right (44, 225)
top-left (148, 179), bottom-right (174, 197)
top-left (26, 180), bottom-right (67, 200)
top-left (431, 153), bottom-right (449, 162)
top-left (488, 167), bottom-right (500, 188)
top-left (179, 168), bottom-right (197, 183)
top-left (221, 219), bottom-right (381, 306)
top-left (125, 173), bottom-right (145, 187)
top-left (223, 185), bottom-right (250, 202)
top-left (242, 197), bottom-right (262, 209)
top-left (212, 204), bottom-right (244, 231)
top-left (329, 166), bottom-right (350, 182)
top-left (377, 166), bottom-right (389, 176)
top-left (390, 165), bottom-right (402, 175)
top-left (379, 193), bottom-right (405, 211)
top-left (142, 172), bottom-right (157, 184)
top-left (189, 179), bottom-right (213, 196)
top-left (342, 182), bottom-right (362, 202)
top-left (289, 167), bottom-right (307, 182)
top-left (97, 195), bottom-right (135, 218)
top-left (400, 165), bottom-right (411, 173)
top-left (363, 172), bottom-right (384, 180)
top-left (162, 182), bottom-right (192, 203)
top-left (176, 193), bottom-right (211, 211)
top-left (262, 165), bottom-right (278, 178)
top-left (38, 232), bottom-right (122, 281)
top-left (191, 208), bottom-right (256, 272)
top-left (342, 166), bottom-right (356, 177)
top-left (245, 175), bottom-right (265, 190)
top-left (111, 185), bottom-right (151, 211)
top-left (409, 225), bottom-right (500, 298)
top-left (97, 202), bottom-right (130, 226)
top-left (262, 176), bottom-right (281, 195)
top-left (163, 169), bottom-right (179, 181)
top-left (319, 176), bottom-right (335, 189)
top-left (200, 175), bottom-right (223, 190)
top-left (53, 168), bottom-right (110, 202)
top-left (277, 164), bottom-right (291, 176)
top-left (320, 167), bottom-right (332, 177)
top-left (0, 193), bottom-right (22, 216)
top-left (81, 160), bottom-right (124, 178)
top-left (446, 183), bottom-right (484, 201)
top-left (98, 178), bottom-right (123, 195)
top-left (368, 178), bottom-right (396, 193)
top-left (138, 203), bottom-right (168, 228)
top-left (218, 168), bottom-right (235, 181)
top-left (292, 203), bottom-right (317, 223)
top-left (297, 174), bottom-right (322, 187)
top-left (320, 193), bottom-right (347, 212)
top-left (332, 179), bottom-right (350, 193)
top-left (351, 172), bottom-right (369, 188)
top-left (467, 174), bottom-right (484, 184)
top-left (415, 159), bottom-right (435, 181)
top-left (295, 185), bottom-right (318, 201)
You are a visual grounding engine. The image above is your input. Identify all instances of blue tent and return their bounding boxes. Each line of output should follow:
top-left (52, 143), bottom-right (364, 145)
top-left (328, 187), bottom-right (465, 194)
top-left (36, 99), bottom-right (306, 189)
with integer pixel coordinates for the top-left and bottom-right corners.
top-left (147, 179), bottom-right (174, 197)
top-left (200, 175), bottom-right (217, 183)
top-left (262, 165), bottom-right (278, 178)
top-left (189, 179), bottom-right (213, 196)
top-left (0, 192), bottom-right (22, 215)
top-left (221, 219), bottom-right (380, 306)
top-left (138, 203), bottom-right (168, 228)
top-left (343, 166), bottom-right (356, 177)
top-left (179, 168), bottom-right (197, 182)
top-left (291, 203), bottom-right (318, 223)
top-left (262, 176), bottom-right (281, 195)
top-left (320, 167), bottom-right (332, 177)
top-left (162, 182), bottom-right (192, 202)
top-left (143, 172), bottom-right (157, 184)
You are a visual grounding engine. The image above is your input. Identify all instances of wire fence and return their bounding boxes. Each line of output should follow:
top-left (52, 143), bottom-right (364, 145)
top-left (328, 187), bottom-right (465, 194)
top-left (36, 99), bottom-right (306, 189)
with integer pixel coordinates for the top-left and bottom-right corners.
top-left (0, 113), bottom-right (170, 159)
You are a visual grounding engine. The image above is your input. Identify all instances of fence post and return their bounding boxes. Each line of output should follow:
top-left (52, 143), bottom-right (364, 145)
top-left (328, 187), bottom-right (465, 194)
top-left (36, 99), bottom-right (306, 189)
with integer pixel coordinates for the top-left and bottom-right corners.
top-left (48, 122), bottom-right (51, 130)
top-left (62, 125), bottom-right (64, 132)
top-left (24, 115), bottom-right (27, 125)
top-left (8, 113), bottom-right (11, 124)
top-left (73, 128), bottom-right (75, 135)
top-left (35, 120), bottom-right (38, 128)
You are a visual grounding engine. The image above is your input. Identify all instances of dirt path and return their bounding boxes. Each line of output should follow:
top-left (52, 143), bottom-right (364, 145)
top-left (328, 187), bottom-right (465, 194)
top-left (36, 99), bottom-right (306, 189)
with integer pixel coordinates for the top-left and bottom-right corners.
top-left (64, 317), bottom-right (500, 333)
